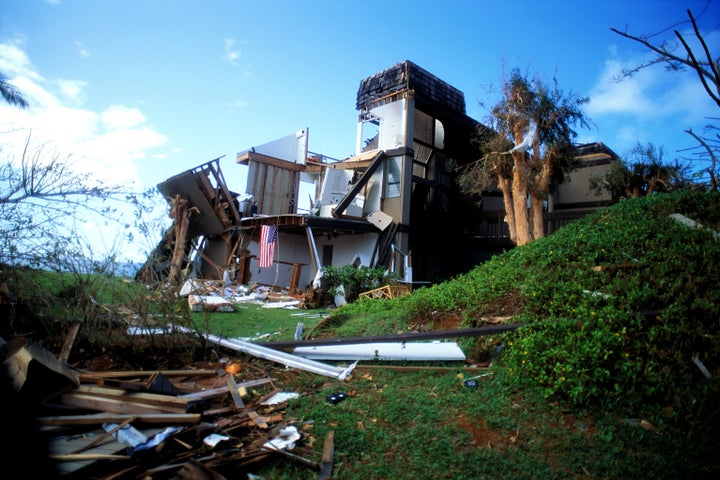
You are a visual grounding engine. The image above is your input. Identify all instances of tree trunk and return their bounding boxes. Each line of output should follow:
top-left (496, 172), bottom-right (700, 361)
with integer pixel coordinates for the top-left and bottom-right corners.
top-left (529, 195), bottom-right (545, 240)
top-left (168, 195), bottom-right (190, 285)
top-left (529, 155), bottom-right (551, 240)
top-left (511, 153), bottom-right (532, 245)
top-left (497, 175), bottom-right (517, 244)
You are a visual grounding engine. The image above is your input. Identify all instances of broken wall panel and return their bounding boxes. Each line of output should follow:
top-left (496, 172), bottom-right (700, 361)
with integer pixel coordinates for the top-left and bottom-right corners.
top-left (157, 159), bottom-right (241, 238)
top-left (244, 155), bottom-right (303, 216)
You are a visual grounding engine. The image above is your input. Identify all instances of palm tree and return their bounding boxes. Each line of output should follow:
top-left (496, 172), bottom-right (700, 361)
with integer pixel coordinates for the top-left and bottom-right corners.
top-left (0, 73), bottom-right (28, 108)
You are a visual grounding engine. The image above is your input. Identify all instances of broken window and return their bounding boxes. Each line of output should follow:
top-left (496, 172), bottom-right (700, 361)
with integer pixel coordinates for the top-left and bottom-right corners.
top-left (359, 113), bottom-right (380, 152)
top-left (385, 156), bottom-right (402, 198)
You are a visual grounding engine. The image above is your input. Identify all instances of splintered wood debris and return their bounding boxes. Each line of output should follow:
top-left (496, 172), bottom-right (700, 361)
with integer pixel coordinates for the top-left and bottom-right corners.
top-left (2, 338), bottom-right (335, 479)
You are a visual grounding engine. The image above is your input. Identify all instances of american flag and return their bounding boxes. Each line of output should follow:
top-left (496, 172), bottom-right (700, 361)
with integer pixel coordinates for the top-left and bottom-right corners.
top-left (259, 225), bottom-right (277, 268)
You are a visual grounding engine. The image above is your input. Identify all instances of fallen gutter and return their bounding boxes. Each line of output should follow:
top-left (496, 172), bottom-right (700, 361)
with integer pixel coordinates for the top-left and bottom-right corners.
top-left (178, 327), bottom-right (356, 381)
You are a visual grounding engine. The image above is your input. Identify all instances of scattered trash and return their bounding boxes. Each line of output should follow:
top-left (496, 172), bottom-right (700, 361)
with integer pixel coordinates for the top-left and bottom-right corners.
top-left (103, 422), bottom-right (147, 448)
top-left (203, 433), bottom-right (231, 448)
top-left (188, 294), bottom-right (235, 312)
top-left (693, 354), bottom-right (713, 379)
top-left (461, 372), bottom-right (493, 388)
top-left (263, 426), bottom-right (301, 451)
top-left (625, 418), bottom-right (660, 434)
top-left (261, 391), bottom-right (300, 405)
top-left (126, 326), bottom-right (171, 336)
top-left (225, 363), bottom-right (242, 375)
top-left (326, 392), bottom-right (347, 404)
top-left (130, 426), bottom-right (183, 455)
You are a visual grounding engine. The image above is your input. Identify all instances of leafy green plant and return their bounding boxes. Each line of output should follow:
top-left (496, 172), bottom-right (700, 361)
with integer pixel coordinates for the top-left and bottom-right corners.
top-left (319, 264), bottom-right (399, 303)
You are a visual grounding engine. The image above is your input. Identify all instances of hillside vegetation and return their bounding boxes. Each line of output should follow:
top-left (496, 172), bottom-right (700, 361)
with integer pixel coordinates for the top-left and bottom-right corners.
top-left (328, 190), bottom-right (720, 442)
top-left (2, 191), bottom-right (718, 479)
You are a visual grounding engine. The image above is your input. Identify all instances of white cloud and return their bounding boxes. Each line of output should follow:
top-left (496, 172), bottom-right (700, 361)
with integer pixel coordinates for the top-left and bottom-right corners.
top-left (586, 58), bottom-right (656, 117)
top-left (101, 105), bottom-right (146, 129)
top-left (585, 39), bottom-right (719, 157)
top-left (0, 40), bottom-right (168, 187)
top-left (0, 41), bottom-right (41, 80)
top-left (74, 40), bottom-right (89, 58)
top-left (227, 99), bottom-right (248, 108)
top-left (223, 37), bottom-right (241, 64)
top-left (56, 78), bottom-right (88, 104)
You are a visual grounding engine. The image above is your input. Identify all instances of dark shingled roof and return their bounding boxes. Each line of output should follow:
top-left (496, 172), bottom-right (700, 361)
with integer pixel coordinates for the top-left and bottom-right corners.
top-left (356, 60), bottom-right (466, 114)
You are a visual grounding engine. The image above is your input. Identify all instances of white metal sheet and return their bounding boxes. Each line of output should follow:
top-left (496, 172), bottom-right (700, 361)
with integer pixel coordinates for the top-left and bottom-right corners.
top-left (293, 342), bottom-right (465, 361)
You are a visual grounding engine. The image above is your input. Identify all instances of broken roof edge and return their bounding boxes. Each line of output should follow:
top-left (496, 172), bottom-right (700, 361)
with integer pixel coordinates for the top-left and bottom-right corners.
top-left (238, 214), bottom-right (379, 235)
top-left (356, 60), bottom-right (466, 115)
top-left (575, 141), bottom-right (620, 159)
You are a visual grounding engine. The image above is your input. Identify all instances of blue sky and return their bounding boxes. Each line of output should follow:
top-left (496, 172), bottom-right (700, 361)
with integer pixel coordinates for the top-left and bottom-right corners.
top-left (1, 0), bottom-right (719, 261)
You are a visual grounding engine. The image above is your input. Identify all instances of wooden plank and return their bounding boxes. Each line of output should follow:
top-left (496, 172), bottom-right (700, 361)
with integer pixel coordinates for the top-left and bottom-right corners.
top-left (78, 369), bottom-right (217, 382)
top-left (38, 412), bottom-right (201, 426)
top-left (318, 431), bottom-right (334, 480)
top-left (226, 375), bottom-right (246, 409)
top-left (179, 377), bottom-right (274, 402)
top-left (74, 384), bottom-right (190, 409)
top-left (58, 322), bottom-right (81, 363)
top-left (3, 338), bottom-right (79, 398)
top-left (247, 410), bottom-right (269, 429)
top-left (60, 392), bottom-right (188, 414)
top-left (50, 453), bottom-right (131, 461)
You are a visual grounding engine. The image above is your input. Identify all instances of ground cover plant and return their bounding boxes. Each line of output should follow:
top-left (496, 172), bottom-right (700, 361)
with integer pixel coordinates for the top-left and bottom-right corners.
top-left (1, 190), bottom-right (718, 479)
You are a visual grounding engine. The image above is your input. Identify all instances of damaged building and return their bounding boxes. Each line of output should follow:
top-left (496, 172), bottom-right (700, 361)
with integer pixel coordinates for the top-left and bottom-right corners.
top-left (137, 60), bottom-right (617, 295)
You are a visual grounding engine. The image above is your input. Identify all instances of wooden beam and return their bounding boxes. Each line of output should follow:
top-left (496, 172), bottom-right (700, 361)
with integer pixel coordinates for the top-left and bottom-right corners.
top-left (38, 413), bottom-right (201, 426)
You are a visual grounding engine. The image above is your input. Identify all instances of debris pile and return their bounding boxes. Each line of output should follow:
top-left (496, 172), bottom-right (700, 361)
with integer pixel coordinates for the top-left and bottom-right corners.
top-left (2, 337), bottom-right (340, 479)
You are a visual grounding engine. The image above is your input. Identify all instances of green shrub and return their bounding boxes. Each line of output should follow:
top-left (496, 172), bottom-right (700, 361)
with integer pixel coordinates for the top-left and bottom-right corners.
top-left (319, 264), bottom-right (399, 303)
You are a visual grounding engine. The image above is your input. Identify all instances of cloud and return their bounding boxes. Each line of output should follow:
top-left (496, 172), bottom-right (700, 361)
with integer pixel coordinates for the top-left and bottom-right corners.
top-left (227, 99), bottom-right (248, 108)
top-left (585, 40), bottom-right (718, 156)
top-left (0, 40), bottom-right (168, 187)
top-left (74, 41), bottom-right (90, 58)
top-left (101, 105), bottom-right (147, 129)
top-left (0, 41), bottom-right (41, 80)
top-left (586, 58), bottom-right (657, 117)
top-left (57, 78), bottom-right (88, 104)
top-left (223, 37), bottom-right (241, 64)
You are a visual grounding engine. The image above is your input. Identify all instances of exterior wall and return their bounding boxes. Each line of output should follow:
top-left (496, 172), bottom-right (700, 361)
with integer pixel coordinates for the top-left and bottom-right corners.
top-left (551, 156), bottom-right (612, 210)
top-left (246, 231), bottom-right (378, 290)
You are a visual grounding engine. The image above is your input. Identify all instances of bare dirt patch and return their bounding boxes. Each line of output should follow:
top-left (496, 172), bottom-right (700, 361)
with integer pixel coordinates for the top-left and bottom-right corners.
top-left (455, 414), bottom-right (519, 450)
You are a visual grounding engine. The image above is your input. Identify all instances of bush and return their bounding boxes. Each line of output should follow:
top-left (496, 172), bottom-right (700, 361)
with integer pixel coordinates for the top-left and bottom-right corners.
top-left (319, 264), bottom-right (399, 303)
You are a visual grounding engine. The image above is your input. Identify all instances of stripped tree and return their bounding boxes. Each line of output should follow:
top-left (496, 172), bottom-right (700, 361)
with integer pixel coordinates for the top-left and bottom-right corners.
top-left (459, 68), bottom-right (590, 245)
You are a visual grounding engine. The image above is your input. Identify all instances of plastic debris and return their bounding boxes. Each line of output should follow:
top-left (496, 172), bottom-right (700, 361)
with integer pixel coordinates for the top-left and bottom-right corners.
top-left (263, 426), bottom-right (301, 451)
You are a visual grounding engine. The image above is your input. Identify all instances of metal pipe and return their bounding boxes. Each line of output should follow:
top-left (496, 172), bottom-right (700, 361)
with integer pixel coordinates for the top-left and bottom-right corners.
top-left (180, 327), bottom-right (356, 380)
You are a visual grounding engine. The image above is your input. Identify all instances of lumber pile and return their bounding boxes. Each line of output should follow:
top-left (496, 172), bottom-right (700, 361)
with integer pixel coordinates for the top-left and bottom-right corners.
top-left (1, 338), bottom-right (331, 479)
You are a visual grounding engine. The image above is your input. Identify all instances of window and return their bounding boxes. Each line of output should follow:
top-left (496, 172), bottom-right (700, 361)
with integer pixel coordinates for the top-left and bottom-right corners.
top-left (385, 156), bottom-right (402, 198)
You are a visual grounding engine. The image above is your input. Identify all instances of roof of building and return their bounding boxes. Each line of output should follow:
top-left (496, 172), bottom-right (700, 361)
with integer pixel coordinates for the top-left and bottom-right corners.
top-left (356, 60), bottom-right (466, 114)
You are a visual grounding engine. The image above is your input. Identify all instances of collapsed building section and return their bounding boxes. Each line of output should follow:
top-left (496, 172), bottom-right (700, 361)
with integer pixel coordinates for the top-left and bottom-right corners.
top-left (138, 60), bottom-right (491, 292)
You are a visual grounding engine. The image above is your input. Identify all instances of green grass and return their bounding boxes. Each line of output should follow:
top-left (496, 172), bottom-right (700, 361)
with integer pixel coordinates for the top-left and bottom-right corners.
top-left (4, 191), bottom-right (719, 479)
